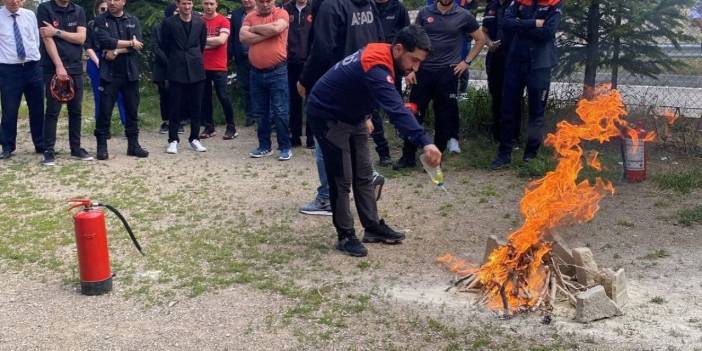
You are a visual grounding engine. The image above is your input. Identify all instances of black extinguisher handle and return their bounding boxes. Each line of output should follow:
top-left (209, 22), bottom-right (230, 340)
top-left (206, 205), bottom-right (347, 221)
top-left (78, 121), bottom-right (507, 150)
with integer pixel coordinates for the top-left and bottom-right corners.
top-left (99, 203), bottom-right (145, 256)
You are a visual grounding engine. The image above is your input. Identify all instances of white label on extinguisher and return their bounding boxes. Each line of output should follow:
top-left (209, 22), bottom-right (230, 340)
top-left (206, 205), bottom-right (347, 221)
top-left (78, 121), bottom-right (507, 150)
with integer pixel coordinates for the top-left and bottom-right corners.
top-left (623, 138), bottom-right (645, 171)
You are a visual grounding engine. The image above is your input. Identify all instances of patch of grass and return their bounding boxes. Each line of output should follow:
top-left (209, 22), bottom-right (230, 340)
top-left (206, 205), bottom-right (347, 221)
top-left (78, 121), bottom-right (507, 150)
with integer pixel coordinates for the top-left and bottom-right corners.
top-left (678, 206), bottom-right (702, 226)
top-left (644, 249), bottom-right (671, 260)
top-left (653, 170), bottom-right (702, 194)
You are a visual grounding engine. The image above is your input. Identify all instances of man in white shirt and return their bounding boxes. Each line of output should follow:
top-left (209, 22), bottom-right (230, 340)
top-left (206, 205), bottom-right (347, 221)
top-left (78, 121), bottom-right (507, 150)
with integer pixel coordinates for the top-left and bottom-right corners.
top-left (0, 0), bottom-right (45, 160)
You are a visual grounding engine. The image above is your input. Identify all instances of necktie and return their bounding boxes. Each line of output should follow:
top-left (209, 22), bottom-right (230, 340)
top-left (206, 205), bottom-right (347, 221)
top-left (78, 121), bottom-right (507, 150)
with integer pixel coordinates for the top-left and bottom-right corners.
top-left (12, 14), bottom-right (26, 61)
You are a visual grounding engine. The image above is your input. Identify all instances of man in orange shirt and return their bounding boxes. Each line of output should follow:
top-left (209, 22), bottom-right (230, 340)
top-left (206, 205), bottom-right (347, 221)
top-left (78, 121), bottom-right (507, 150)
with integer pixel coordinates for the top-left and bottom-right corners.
top-left (240, 0), bottom-right (292, 161)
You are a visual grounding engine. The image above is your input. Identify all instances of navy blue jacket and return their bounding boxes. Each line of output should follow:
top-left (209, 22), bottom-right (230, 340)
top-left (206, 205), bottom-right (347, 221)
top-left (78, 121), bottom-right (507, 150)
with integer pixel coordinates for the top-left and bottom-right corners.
top-left (504, 0), bottom-right (561, 70)
top-left (306, 44), bottom-right (431, 148)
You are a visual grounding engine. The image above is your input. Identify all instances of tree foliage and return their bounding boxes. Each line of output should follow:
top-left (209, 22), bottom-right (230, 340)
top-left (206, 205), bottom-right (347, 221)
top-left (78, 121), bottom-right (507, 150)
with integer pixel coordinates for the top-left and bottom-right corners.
top-left (557, 0), bottom-right (694, 88)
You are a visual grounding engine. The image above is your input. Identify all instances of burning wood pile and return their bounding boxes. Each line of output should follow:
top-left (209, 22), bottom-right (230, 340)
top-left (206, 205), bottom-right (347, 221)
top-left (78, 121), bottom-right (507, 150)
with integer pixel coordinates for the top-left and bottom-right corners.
top-left (438, 87), bottom-right (640, 322)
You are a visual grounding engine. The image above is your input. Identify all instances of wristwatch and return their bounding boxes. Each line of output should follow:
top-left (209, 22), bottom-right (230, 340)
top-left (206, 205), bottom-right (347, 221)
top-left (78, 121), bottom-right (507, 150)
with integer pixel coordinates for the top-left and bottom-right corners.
top-left (55, 30), bottom-right (62, 38)
top-left (464, 58), bottom-right (472, 65)
top-left (113, 49), bottom-right (118, 56)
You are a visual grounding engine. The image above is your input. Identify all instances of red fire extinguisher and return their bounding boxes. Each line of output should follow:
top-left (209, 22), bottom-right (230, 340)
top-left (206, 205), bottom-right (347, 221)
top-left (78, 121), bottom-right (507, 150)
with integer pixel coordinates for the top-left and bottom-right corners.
top-left (620, 124), bottom-right (649, 183)
top-left (68, 198), bottom-right (144, 296)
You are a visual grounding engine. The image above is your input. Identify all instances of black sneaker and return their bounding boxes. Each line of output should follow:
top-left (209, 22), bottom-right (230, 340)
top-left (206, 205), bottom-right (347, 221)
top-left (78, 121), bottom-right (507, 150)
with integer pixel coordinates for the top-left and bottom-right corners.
top-left (393, 157), bottom-right (416, 170)
top-left (378, 155), bottom-right (393, 167)
top-left (336, 236), bottom-right (368, 257)
top-left (71, 148), bottom-right (94, 161)
top-left (362, 219), bottom-right (405, 244)
top-left (159, 122), bottom-right (169, 134)
top-left (223, 124), bottom-right (239, 140)
top-left (490, 155), bottom-right (511, 170)
top-left (42, 150), bottom-right (56, 166)
top-left (127, 142), bottom-right (149, 158)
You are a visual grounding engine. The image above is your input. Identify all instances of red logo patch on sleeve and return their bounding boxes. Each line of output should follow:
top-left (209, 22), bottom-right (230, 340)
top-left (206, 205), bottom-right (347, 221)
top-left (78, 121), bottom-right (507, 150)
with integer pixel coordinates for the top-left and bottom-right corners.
top-left (306, 14), bottom-right (313, 23)
top-left (426, 16), bottom-right (434, 23)
top-left (386, 75), bottom-right (395, 84)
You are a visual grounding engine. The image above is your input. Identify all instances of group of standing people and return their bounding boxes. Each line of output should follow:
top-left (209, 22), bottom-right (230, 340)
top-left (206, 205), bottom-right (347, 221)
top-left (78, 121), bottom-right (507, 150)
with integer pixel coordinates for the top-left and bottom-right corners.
top-left (0, 0), bottom-right (562, 257)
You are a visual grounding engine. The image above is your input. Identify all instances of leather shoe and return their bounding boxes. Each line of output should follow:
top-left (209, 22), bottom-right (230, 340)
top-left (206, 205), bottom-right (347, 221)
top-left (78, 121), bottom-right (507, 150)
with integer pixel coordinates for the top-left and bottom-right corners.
top-left (0, 150), bottom-right (12, 160)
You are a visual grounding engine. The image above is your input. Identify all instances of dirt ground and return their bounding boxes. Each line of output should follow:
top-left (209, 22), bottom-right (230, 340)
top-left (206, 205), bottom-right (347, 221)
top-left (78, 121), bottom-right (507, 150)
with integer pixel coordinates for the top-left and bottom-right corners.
top-left (1, 119), bottom-right (701, 351)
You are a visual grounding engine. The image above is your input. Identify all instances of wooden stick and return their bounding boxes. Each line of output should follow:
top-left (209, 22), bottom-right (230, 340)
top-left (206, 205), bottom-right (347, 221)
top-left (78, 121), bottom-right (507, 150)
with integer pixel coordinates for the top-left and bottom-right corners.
top-left (549, 271), bottom-right (557, 305)
top-left (535, 271), bottom-right (551, 308)
top-left (465, 275), bottom-right (482, 290)
top-left (499, 282), bottom-right (511, 316)
top-left (453, 273), bottom-right (475, 286)
top-left (556, 284), bottom-right (577, 306)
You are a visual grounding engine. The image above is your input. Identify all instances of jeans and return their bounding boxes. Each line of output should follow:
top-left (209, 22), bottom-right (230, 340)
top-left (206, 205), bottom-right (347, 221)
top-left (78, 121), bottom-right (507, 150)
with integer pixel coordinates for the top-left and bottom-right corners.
top-left (0, 61), bottom-right (44, 153)
top-left (94, 77), bottom-right (140, 141)
top-left (43, 74), bottom-right (84, 152)
top-left (169, 80), bottom-right (205, 143)
top-left (87, 59), bottom-right (126, 125)
top-left (315, 138), bottom-right (330, 200)
top-left (202, 70), bottom-right (235, 130)
top-left (250, 63), bottom-right (291, 151)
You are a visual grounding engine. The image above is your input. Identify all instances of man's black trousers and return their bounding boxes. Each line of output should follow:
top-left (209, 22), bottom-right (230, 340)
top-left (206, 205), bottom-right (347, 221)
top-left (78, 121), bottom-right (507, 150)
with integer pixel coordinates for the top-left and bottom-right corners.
top-left (94, 77), bottom-right (140, 140)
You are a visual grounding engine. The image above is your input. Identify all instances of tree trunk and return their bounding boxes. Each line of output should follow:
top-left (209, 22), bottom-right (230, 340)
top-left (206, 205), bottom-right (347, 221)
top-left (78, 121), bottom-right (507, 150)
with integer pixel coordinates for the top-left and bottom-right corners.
top-left (611, 5), bottom-right (622, 89)
top-left (583, 0), bottom-right (601, 93)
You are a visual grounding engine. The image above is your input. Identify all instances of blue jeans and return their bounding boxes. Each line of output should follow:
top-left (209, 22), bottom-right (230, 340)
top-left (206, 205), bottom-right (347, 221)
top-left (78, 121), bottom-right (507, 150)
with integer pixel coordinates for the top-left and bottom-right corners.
top-left (87, 59), bottom-right (126, 125)
top-left (0, 61), bottom-right (44, 153)
top-left (250, 64), bottom-right (291, 151)
top-left (315, 138), bottom-right (329, 200)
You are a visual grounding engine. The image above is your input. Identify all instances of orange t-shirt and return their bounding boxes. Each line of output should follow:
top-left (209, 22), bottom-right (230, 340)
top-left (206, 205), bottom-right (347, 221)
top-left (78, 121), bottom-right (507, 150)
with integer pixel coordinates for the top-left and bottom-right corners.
top-left (243, 8), bottom-right (289, 70)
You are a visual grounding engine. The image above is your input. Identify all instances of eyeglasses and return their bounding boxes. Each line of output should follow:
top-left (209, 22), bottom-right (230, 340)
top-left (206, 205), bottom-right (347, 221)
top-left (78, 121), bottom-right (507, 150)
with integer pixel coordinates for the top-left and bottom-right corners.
top-left (99, 7), bottom-right (107, 12)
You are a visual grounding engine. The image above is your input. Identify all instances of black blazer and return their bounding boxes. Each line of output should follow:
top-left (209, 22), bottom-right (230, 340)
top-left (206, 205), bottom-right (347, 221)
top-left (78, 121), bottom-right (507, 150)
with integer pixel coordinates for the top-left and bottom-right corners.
top-left (161, 15), bottom-right (207, 83)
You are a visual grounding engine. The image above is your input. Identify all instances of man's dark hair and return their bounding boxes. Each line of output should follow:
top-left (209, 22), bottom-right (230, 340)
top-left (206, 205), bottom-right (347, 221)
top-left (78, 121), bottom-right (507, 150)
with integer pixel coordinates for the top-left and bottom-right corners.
top-left (393, 25), bottom-right (431, 53)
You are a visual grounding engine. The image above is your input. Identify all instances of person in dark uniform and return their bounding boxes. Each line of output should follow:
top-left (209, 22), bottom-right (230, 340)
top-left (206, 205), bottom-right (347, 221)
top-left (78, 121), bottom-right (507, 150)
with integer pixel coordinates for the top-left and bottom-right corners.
top-left (229, 0), bottom-right (257, 127)
top-left (394, 0), bottom-right (485, 170)
top-left (152, 7), bottom-right (177, 134)
top-left (370, 0), bottom-right (410, 167)
top-left (93, 0), bottom-right (149, 159)
top-left (490, 0), bottom-right (562, 170)
top-left (483, 0), bottom-right (519, 142)
top-left (38, 0), bottom-right (90, 166)
top-left (284, 0), bottom-right (313, 148)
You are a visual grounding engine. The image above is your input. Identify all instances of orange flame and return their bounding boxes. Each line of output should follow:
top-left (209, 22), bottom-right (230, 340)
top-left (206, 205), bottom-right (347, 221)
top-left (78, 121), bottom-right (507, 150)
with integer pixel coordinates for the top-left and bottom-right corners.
top-left (439, 87), bottom-right (651, 314)
top-left (437, 253), bottom-right (478, 276)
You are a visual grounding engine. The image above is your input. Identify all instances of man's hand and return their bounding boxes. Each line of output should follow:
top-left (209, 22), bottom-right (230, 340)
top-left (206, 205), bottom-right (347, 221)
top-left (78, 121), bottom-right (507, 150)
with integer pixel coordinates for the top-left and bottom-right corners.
top-left (405, 72), bottom-right (417, 85)
top-left (487, 40), bottom-right (501, 52)
top-left (535, 19), bottom-right (545, 28)
top-left (296, 81), bottom-right (306, 97)
top-left (453, 61), bottom-right (469, 77)
top-left (40, 21), bottom-right (58, 38)
top-left (365, 117), bottom-right (374, 134)
top-left (55, 65), bottom-right (69, 80)
top-left (104, 50), bottom-right (117, 61)
top-left (422, 144), bottom-right (442, 168)
top-left (131, 36), bottom-right (144, 50)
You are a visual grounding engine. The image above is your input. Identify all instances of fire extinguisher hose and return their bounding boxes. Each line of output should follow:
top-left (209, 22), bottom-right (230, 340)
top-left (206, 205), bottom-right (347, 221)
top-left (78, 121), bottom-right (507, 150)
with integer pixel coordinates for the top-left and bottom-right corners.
top-left (99, 203), bottom-right (145, 256)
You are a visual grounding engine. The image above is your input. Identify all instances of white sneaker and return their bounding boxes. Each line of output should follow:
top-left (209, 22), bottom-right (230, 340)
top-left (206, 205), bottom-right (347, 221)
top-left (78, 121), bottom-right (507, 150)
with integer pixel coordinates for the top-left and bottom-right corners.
top-left (166, 141), bottom-right (178, 154)
top-left (190, 139), bottom-right (207, 152)
top-left (448, 138), bottom-right (461, 154)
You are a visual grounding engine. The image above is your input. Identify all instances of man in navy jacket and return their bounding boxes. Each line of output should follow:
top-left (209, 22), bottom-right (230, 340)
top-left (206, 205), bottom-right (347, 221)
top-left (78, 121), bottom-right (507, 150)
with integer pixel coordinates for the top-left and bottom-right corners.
top-left (490, 0), bottom-right (562, 169)
top-left (307, 25), bottom-right (442, 257)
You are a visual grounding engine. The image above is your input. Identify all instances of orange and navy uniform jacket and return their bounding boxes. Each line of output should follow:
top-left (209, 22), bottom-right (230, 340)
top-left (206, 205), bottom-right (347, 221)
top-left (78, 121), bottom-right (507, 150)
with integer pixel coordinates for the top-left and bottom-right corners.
top-left (306, 43), bottom-right (432, 148)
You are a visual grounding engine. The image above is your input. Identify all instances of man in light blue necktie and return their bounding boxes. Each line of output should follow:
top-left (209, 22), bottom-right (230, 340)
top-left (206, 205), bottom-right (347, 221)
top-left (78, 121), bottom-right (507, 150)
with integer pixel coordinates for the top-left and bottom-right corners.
top-left (0, 0), bottom-right (45, 160)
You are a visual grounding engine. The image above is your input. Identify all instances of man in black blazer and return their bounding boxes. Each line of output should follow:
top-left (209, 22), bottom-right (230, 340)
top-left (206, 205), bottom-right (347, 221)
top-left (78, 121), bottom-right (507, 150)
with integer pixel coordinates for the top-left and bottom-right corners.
top-left (161, 0), bottom-right (208, 154)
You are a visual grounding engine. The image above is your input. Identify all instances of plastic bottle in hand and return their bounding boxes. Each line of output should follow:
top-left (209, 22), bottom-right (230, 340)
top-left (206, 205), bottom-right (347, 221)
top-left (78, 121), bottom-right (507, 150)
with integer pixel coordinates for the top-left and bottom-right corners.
top-left (420, 153), bottom-right (447, 192)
